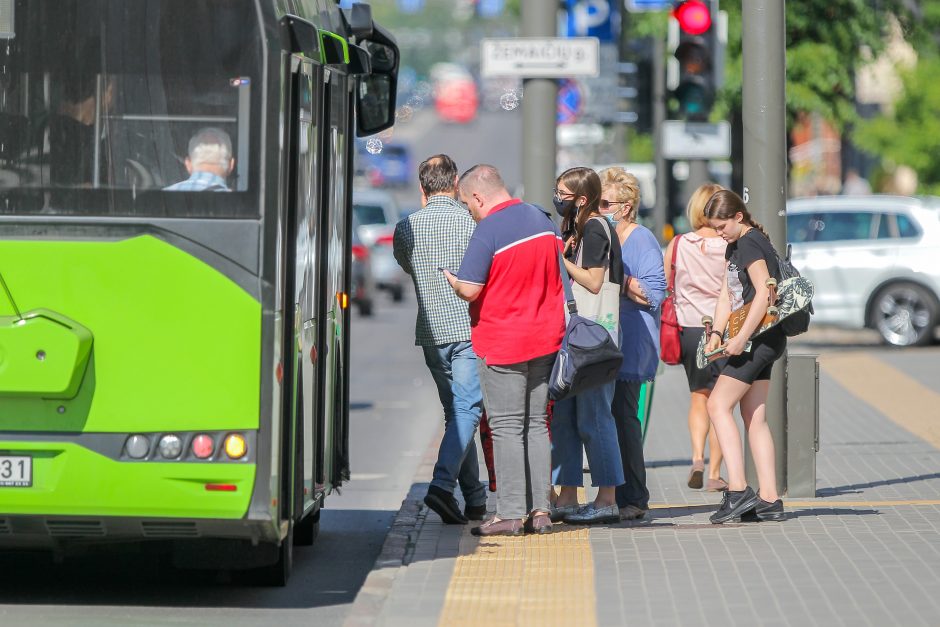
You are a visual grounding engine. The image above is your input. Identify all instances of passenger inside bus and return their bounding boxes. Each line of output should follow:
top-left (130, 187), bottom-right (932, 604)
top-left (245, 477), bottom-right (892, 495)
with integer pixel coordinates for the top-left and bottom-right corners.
top-left (164, 127), bottom-right (235, 192)
top-left (48, 60), bottom-right (114, 188)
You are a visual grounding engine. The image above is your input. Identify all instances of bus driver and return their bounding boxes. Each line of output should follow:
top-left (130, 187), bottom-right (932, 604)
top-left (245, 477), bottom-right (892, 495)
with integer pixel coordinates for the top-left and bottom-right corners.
top-left (165, 127), bottom-right (235, 191)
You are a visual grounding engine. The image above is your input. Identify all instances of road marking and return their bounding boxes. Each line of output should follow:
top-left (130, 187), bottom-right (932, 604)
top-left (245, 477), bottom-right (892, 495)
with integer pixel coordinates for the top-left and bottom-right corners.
top-left (438, 528), bottom-right (596, 627)
top-left (819, 352), bottom-right (940, 450)
top-left (349, 473), bottom-right (388, 481)
top-left (650, 500), bottom-right (940, 510)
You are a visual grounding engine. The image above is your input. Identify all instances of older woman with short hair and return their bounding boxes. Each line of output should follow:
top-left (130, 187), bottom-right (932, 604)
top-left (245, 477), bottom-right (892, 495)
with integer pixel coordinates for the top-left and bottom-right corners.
top-left (598, 167), bottom-right (666, 520)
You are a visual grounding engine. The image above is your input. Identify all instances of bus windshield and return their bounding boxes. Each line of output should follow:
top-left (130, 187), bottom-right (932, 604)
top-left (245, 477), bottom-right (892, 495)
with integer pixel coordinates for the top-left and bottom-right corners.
top-left (0, 0), bottom-right (263, 218)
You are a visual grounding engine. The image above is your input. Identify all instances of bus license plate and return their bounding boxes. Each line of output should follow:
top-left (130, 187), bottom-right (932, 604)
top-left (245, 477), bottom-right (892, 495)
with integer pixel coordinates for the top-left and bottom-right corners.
top-left (0, 456), bottom-right (32, 487)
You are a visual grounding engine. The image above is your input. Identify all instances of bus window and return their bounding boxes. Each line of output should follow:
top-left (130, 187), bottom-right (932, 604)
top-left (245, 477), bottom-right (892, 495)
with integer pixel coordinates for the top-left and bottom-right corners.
top-left (0, 0), bottom-right (263, 218)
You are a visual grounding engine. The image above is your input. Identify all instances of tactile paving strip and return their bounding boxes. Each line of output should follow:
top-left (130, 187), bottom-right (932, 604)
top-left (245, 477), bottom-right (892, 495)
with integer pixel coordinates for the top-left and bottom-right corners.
top-left (438, 527), bottom-right (597, 627)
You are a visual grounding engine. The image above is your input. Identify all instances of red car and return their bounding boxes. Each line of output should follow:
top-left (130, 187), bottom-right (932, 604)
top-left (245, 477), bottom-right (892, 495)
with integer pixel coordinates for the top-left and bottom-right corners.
top-left (435, 77), bottom-right (478, 124)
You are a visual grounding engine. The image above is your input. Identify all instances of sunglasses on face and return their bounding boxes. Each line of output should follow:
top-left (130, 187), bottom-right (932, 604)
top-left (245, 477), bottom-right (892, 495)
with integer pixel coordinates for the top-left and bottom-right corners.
top-left (599, 200), bottom-right (628, 210)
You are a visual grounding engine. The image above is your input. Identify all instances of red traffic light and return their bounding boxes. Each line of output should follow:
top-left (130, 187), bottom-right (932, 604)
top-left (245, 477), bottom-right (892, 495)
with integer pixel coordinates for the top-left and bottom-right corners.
top-left (673, 0), bottom-right (712, 35)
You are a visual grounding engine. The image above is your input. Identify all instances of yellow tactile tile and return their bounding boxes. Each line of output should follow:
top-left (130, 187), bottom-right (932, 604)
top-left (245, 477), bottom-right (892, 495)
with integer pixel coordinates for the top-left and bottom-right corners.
top-left (819, 352), bottom-right (940, 450)
top-left (438, 527), bottom-right (596, 627)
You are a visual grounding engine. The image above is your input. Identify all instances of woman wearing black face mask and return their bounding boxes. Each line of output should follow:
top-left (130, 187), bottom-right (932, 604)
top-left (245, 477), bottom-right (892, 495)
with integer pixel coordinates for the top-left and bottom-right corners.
top-left (550, 167), bottom-right (626, 525)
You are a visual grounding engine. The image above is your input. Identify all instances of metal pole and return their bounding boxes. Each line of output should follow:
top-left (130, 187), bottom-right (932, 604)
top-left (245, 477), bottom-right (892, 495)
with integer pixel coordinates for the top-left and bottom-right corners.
top-left (652, 35), bottom-right (667, 243)
top-left (741, 0), bottom-right (787, 495)
top-left (521, 0), bottom-right (558, 212)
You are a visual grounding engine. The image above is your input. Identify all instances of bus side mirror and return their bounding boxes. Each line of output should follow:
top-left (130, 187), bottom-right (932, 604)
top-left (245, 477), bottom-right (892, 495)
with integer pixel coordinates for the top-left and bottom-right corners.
top-left (356, 24), bottom-right (398, 137)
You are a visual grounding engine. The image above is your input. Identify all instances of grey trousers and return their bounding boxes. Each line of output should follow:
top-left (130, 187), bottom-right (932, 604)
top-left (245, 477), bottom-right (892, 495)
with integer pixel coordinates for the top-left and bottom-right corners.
top-left (477, 352), bottom-right (556, 519)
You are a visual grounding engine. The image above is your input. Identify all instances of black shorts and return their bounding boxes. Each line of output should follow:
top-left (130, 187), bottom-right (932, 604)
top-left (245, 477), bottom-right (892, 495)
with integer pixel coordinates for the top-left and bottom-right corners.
top-left (720, 328), bottom-right (787, 385)
top-left (679, 326), bottom-right (724, 393)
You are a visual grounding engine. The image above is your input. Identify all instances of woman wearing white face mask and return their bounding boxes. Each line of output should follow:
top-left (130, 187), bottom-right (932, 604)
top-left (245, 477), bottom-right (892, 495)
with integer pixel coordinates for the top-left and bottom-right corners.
top-left (598, 167), bottom-right (667, 521)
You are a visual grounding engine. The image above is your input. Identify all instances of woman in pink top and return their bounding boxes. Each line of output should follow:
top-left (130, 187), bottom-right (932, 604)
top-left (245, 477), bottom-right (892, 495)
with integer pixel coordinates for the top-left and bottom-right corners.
top-left (663, 183), bottom-right (728, 492)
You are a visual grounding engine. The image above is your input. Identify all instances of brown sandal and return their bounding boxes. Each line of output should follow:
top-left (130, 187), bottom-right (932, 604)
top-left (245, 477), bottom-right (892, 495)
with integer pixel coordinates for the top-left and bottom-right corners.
top-left (687, 460), bottom-right (705, 489)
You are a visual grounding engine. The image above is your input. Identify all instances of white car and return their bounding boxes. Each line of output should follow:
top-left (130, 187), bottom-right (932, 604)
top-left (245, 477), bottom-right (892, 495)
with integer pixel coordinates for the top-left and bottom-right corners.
top-left (787, 195), bottom-right (940, 346)
top-left (353, 188), bottom-right (407, 302)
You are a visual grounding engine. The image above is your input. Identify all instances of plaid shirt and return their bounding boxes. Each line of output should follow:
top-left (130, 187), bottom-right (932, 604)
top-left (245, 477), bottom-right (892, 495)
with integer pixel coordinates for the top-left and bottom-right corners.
top-left (164, 171), bottom-right (230, 191)
top-left (393, 195), bottom-right (474, 346)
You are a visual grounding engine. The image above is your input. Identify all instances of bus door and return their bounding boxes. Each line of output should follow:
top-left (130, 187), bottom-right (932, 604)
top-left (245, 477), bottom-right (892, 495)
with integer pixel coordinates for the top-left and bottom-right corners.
top-left (278, 54), bottom-right (320, 527)
top-left (295, 61), bottom-right (325, 517)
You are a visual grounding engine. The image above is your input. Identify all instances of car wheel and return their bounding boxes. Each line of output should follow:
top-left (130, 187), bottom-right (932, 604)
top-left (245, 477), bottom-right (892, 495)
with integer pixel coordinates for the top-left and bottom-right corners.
top-left (391, 286), bottom-right (404, 303)
top-left (871, 282), bottom-right (938, 347)
top-left (358, 299), bottom-right (373, 317)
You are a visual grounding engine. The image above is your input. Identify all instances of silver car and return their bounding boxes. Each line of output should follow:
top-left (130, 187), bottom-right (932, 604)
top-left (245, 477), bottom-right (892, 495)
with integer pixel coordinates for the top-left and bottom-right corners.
top-left (353, 188), bottom-right (408, 302)
top-left (787, 195), bottom-right (940, 346)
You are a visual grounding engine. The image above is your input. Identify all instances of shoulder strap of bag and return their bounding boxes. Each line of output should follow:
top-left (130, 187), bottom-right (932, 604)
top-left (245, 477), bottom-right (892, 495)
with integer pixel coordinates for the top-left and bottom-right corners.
top-left (556, 249), bottom-right (578, 316)
top-left (667, 234), bottom-right (681, 292)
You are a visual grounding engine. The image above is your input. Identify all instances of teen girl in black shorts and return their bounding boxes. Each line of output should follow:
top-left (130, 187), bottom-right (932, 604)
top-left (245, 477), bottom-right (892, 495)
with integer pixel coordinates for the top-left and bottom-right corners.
top-left (702, 190), bottom-right (786, 524)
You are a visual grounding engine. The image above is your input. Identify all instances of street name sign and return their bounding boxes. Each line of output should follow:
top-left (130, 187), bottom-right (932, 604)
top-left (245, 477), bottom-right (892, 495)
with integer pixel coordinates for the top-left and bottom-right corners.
top-left (481, 37), bottom-right (600, 78)
top-left (661, 120), bottom-right (732, 160)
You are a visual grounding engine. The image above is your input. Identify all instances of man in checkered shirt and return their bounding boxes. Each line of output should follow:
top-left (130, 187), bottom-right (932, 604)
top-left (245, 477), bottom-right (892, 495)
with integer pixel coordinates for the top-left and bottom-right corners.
top-left (393, 154), bottom-right (486, 525)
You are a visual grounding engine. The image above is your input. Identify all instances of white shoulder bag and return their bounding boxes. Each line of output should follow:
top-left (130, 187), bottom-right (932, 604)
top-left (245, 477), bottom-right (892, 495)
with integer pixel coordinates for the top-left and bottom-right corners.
top-left (570, 217), bottom-right (621, 345)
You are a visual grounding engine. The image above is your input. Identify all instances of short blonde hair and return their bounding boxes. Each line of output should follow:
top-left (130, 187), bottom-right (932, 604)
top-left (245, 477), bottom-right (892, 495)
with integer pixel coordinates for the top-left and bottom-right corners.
top-left (687, 182), bottom-right (724, 230)
top-left (598, 167), bottom-right (640, 223)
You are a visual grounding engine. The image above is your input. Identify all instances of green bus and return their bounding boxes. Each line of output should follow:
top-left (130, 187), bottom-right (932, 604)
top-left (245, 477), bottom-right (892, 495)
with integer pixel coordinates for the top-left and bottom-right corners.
top-left (0, 0), bottom-right (398, 584)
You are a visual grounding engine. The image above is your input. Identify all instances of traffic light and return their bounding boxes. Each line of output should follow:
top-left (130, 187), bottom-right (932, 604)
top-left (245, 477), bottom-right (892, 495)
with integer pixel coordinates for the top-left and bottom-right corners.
top-left (670, 0), bottom-right (716, 121)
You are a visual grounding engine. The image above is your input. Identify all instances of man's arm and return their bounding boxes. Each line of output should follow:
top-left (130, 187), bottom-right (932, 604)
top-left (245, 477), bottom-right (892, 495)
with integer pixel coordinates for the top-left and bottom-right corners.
top-left (392, 220), bottom-right (413, 275)
top-left (443, 269), bottom-right (482, 302)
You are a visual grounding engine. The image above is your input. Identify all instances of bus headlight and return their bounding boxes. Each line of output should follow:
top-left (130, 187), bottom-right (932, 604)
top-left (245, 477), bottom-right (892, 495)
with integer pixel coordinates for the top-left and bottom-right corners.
top-left (224, 434), bottom-right (247, 460)
top-left (158, 434), bottom-right (182, 459)
top-left (125, 434), bottom-right (150, 459)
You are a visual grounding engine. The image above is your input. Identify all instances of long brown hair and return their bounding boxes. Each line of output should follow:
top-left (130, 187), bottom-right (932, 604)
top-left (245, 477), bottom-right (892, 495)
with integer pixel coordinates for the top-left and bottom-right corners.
top-left (557, 167), bottom-right (601, 245)
top-left (702, 189), bottom-right (769, 238)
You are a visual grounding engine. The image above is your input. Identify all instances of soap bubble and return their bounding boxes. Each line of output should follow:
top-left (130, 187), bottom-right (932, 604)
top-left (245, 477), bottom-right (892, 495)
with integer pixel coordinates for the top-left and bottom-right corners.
top-left (396, 105), bottom-right (414, 122)
top-left (500, 91), bottom-right (520, 111)
top-left (365, 138), bottom-right (383, 155)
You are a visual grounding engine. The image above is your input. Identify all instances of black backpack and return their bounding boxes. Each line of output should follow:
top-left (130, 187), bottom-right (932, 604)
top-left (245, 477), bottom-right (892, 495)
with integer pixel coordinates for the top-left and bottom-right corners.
top-left (776, 243), bottom-right (813, 337)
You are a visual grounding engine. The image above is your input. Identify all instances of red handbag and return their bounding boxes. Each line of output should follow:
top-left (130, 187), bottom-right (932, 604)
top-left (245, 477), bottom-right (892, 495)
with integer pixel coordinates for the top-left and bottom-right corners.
top-left (659, 235), bottom-right (682, 365)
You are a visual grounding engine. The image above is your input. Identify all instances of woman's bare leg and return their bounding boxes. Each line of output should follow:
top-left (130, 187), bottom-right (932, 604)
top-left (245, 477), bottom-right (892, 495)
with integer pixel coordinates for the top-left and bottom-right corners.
top-left (740, 380), bottom-right (779, 502)
top-left (706, 375), bottom-right (752, 491)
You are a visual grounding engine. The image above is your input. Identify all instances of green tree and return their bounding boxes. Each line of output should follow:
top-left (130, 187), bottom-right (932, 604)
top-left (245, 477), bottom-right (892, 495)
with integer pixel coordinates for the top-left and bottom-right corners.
top-left (854, 55), bottom-right (940, 194)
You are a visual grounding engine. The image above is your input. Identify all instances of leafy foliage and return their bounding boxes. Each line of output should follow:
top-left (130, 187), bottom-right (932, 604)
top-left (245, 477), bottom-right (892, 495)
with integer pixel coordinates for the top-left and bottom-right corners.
top-left (854, 55), bottom-right (940, 194)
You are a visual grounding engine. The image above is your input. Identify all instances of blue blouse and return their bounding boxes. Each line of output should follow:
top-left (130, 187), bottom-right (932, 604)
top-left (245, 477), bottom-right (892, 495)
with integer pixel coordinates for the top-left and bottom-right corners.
top-left (618, 225), bottom-right (667, 382)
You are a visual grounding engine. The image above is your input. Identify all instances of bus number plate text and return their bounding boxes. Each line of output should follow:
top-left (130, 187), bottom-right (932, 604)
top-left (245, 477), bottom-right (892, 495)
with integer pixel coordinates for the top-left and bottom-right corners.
top-left (0, 456), bottom-right (32, 487)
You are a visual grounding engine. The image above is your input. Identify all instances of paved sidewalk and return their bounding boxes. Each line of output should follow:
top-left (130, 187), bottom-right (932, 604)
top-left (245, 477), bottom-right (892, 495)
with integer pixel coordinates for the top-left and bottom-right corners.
top-left (346, 348), bottom-right (940, 627)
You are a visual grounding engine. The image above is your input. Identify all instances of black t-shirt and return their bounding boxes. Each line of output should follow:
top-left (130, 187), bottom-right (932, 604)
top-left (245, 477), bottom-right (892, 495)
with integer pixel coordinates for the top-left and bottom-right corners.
top-left (565, 217), bottom-right (625, 284)
top-left (725, 229), bottom-right (780, 310)
top-left (49, 114), bottom-right (108, 187)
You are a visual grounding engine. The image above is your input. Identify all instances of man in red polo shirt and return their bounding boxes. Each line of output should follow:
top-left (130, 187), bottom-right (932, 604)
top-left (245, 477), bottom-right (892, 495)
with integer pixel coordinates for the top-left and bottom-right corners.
top-left (442, 164), bottom-right (565, 537)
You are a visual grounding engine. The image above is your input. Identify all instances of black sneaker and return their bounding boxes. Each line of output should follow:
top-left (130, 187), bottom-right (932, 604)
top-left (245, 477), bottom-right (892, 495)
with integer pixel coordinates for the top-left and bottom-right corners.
top-left (424, 486), bottom-right (468, 524)
top-left (741, 497), bottom-right (785, 522)
top-left (464, 503), bottom-right (487, 521)
top-left (709, 486), bottom-right (759, 524)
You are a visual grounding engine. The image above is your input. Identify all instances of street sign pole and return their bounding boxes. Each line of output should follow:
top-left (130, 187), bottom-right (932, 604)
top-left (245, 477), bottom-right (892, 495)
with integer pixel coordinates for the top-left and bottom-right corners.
top-left (521, 0), bottom-right (558, 214)
top-left (742, 0), bottom-right (787, 496)
top-left (652, 33), bottom-right (667, 243)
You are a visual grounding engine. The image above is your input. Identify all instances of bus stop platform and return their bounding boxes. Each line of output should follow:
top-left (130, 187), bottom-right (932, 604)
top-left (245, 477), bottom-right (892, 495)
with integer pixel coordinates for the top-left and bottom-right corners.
top-left (345, 348), bottom-right (940, 627)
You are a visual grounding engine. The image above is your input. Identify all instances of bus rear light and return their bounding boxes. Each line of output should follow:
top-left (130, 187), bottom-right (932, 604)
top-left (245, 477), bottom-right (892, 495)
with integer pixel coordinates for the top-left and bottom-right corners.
top-left (192, 434), bottom-right (215, 459)
top-left (224, 434), bottom-right (247, 459)
top-left (337, 292), bottom-right (349, 309)
top-left (275, 361), bottom-right (283, 384)
top-left (125, 435), bottom-right (150, 459)
top-left (205, 483), bottom-right (237, 492)
top-left (376, 235), bottom-right (394, 246)
top-left (158, 435), bottom-right (182, 459)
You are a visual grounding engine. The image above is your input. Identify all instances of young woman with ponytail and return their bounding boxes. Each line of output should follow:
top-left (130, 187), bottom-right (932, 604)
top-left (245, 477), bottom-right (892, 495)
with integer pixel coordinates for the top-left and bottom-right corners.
top-left (550, 167), bottom-right (626, 524)
top-left (702, 190), bottom-right (786, 524)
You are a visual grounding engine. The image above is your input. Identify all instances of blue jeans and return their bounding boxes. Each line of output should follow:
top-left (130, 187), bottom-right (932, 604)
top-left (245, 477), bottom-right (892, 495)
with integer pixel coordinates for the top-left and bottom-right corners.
top-left (422, 341), bottom-right (486, 508)
top-left (551, 380), bottom-right (625, 488)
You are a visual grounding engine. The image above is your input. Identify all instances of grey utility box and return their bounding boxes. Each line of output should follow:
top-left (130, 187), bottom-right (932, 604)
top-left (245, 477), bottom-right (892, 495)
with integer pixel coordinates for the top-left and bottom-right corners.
top-left (786, 354), bottom-right (819, 497)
